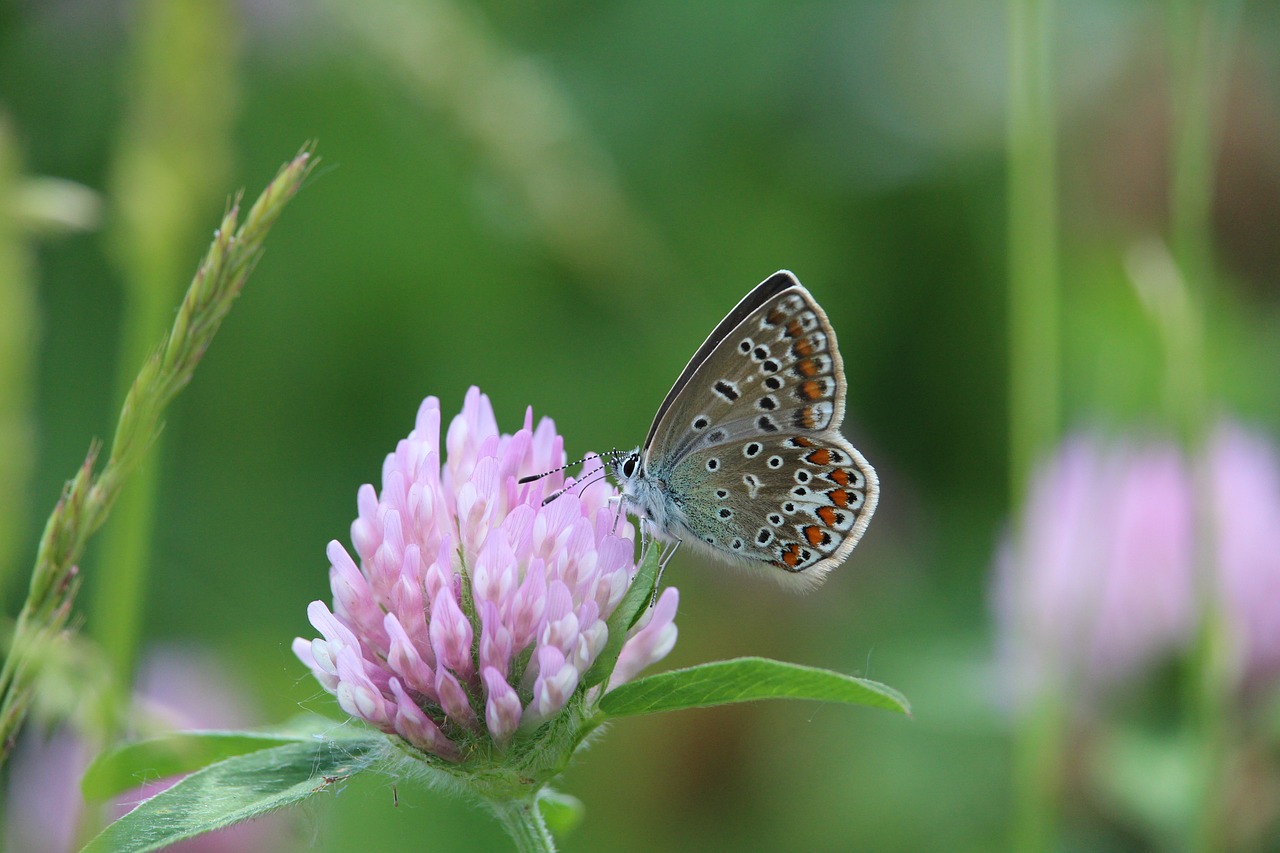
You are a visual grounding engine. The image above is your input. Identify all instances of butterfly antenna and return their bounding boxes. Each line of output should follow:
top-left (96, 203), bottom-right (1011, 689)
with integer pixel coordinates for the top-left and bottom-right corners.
top-left (517, 456), bottom-right (584, 485)
top-left (539, 464), bottom-right (609, 507)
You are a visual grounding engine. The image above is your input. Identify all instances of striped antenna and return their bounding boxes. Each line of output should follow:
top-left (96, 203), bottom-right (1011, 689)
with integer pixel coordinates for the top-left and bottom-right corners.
top-left (538, 466), bottom-right (610, 507)
top-left (517, 449), bottom-right (621, 485)
top-left (521, 450), bottom-right (620, 506)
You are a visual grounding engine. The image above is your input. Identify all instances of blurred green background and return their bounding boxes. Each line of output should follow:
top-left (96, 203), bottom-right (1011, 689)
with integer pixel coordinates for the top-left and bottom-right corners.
top-left (2, 0), bottom-right (1279, 850)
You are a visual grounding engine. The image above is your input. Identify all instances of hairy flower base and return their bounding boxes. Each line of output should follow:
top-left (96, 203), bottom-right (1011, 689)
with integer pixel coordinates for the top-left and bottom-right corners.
top-left (295, 388), bottom-right (678, 768)
top-left (382, 693), bottom-right (605, 802)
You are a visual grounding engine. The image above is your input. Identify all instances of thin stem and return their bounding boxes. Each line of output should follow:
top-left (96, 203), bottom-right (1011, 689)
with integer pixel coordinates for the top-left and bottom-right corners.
top-left (1007, 1), bottom-right (1061, 851)
top-left (487, 793), bottom-right (557, 853)
top-left (90, 0), bottom-right (238, 704)
top-left (1166, 3), bottom-right (1241, 850)
top-left (1007, 0), bottom-right (1059, 503)
top-left (0, 119), bottom-right (38, 598)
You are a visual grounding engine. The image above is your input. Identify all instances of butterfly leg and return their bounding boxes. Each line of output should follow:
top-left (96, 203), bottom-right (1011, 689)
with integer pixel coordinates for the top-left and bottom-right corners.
top-left (635, 516), bottom-right (653, 565)
top-left (608, 494), bottom-right (624, 535)
top-left (651, 537), bottom-right (681, 606)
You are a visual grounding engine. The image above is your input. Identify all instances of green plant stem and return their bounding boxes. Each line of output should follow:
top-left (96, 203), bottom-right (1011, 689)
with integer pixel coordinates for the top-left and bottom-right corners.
top-left (1167, 0), bottom-right (1220, 440)
top-left (1007, 0), bottom-right (1059, 504)
top-left (1012, 691), bottom-right (1067, 853)
top-left (90, 0), bottom-right (237, 703)
top-left (1007, 1), bottom-right (1061, 851)
top-left (487, 793), bottom-right (557, 853)
top-left (1167, 3), bottom-right (1240, 850)
top-left (0, 117), bottom-right (37, 599)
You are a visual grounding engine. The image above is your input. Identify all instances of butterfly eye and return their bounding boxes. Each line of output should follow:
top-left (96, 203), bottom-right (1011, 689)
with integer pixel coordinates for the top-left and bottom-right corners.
top-left (622, 455), bottom-right (638, 478)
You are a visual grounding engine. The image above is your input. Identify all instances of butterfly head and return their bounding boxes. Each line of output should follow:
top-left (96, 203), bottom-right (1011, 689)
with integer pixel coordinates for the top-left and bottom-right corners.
top-left (608, 447), bottom-right (654, 516)
top-left (607, 448), bottom-right (642, 488)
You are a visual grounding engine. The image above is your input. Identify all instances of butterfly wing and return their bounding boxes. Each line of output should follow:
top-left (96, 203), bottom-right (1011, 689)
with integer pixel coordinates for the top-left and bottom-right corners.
top-left (667, 432), bottom-right (878, 584)
top-left (642, 272), bottom-right (811, 458)
top-left (643, 270), bottom-right (878, 581)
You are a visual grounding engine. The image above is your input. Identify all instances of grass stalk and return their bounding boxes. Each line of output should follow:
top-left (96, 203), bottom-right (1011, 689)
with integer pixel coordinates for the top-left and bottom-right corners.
top-left (0, 147), bottom-right (317, 767)
top-left (90, 0), bottom-right (238, 697)
top-left (1166, 2), bottom-right (1241, 850)
top-left (1007, 0), bottom-right (1062, 850)
top-left (0, 118), bottom-right (38, 600)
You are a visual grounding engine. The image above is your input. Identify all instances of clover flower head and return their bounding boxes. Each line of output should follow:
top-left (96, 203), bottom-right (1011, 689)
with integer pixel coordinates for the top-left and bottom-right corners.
top-left (994, 421), bottom-right (1280, 706)
top-left (992, 432), bottom-right (1197, 705)
top-left (294, 387), bottom-right (679, 762)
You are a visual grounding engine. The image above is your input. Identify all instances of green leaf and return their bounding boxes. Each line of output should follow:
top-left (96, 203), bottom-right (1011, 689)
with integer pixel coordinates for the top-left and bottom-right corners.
top-left (598, 656), bottom-right (911, 718)
top-left (580, 543), bottom-right (661, 690)
top-left (81, 716), bottom-right (347, 802)
top-left (81, 734), bottom-right (386, 853)
top-left (538, 788), bottom-right (585, 837)
top-left (82, 731), bottom-right (303, 802)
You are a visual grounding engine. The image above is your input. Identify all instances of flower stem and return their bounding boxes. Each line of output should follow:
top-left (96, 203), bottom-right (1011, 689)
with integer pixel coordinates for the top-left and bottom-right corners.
top-left (91, 0), bottom-right (238, 707)
top-left (1007, 0), bottom-right (1062, 850)
top-left (1007, 0), bottom-right (1059, 504)
top-left (487, 793), bottom-right (557, 853)
top-left (1166, 3), bottom-right (1241, 850)
top-left (0, 118), bottom-right (38, 599)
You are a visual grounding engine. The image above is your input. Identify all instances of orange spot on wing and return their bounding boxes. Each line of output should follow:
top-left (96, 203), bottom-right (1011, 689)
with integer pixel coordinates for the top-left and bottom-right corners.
top-left (791, 436), bottom-right (814, 447)
top-left (781, 543), bottom-right (801, 567)
top-left (817, 506), bottom-right (837, 525)
top-left (792, 337), bottom-right (814, 357)
top-left (766, 307), bottom-right (786, 326)
top-left (806, 448), bottom-right (833, 465)
top-left (800, 379), bottom-right (823, 400)
top-left (796, 358), bottom-right (818, 377)
top-left (827, 468), bottom-right (850, 486)
top-left (828, 489), bottom-right (851, 507)
top-left (804, 525), bottom-right (824, 546)
top-left (786, 319), bottom-right (804, 339)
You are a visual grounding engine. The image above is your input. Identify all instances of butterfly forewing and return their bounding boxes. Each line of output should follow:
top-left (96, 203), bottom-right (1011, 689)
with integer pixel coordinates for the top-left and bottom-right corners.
top-left (642, 272), bottom-right (801, 456)
top-left (645, 274), bottom-right (848, 466)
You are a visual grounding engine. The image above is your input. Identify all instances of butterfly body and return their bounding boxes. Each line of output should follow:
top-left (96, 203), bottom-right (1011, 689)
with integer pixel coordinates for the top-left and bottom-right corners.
top-left (610, 271), bottom-right (878, 588)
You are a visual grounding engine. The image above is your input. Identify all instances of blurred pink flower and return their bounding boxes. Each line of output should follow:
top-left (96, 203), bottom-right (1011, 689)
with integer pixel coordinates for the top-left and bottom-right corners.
top-left (1208, 422), bottom-right (1280, 694)
top-left (993, 432), bottom-right (1197, 704)
top-left (994, 421), bottom-right (1280, 706)
top-left (294, 387), bottom-right (678, 759)
top-left (4, 647), bottom-right (288, 853)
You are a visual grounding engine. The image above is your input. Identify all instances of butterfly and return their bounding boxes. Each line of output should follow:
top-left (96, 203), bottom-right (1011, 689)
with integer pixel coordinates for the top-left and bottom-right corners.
top-left (608, 270), bottom-right (878, 588)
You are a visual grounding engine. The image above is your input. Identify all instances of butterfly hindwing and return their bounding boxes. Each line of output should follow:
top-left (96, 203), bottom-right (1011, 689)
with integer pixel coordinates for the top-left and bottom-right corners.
top-left (667, 431), bottom-right (877, 580)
